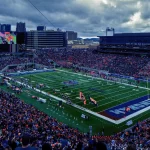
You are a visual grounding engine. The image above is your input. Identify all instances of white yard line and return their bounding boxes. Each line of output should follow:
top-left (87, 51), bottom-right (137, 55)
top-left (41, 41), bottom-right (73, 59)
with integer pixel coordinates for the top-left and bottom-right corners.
top-left (33, 71), bottom-right (132, 101)
top-left (90, 90), bottom-right (145, 110)
top-left (75, 86), bottom-right (135, 105)
top-left (11, 78), bottom-right (149, 125)
top-left (56, 69), bottom-right (149, 90)
top-left (6, 70), bottom-right (150, 125)
top-left (29, 70), bottom-right (147, 112)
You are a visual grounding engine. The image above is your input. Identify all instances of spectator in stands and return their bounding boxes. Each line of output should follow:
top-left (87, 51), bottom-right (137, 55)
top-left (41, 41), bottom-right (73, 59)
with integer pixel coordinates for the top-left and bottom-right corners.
top-left (1, 48), bottom-right (150, 150)
top-left (126, 142), bottom-right (136, 150)
top-left (15, 135), bottom-right (37, 150)
top-left (42, 143), bottom-right (52, 150)
top-left (1, 48), bottom-right (150, 78)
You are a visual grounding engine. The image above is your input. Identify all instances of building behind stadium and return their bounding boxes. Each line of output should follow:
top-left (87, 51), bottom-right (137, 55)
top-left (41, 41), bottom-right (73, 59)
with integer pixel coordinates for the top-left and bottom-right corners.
top-left (25, 30), bottom-right (67, 50)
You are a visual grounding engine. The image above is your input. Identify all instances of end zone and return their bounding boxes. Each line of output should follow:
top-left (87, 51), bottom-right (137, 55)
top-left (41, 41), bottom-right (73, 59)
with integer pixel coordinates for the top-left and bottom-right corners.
top-left (99, 95), bottom-right (150, 124)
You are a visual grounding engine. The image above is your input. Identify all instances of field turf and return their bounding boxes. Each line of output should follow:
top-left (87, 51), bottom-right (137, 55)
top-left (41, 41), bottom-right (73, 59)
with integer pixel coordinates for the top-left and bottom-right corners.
top-left (1, 69), bottom-right (150, 135)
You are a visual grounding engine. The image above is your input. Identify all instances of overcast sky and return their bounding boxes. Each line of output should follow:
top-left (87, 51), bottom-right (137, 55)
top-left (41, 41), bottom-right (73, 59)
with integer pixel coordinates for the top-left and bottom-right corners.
top-left (0, 0), bottom-right (150, 38)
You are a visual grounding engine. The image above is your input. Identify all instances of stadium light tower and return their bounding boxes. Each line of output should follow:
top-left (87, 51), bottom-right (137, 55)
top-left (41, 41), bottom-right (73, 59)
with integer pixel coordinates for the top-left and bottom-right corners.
top-left (106, 27), bottom-right (115, 36)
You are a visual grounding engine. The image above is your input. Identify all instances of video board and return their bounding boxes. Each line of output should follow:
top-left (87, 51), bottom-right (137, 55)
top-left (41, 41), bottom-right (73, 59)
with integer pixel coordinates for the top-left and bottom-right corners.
top-left (0, 32), bottom-right (16, 44)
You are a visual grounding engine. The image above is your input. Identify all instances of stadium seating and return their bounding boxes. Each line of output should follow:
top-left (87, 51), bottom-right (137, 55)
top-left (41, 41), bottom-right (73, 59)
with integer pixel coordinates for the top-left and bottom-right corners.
top-left (1, 48), bottom-right (150, 79)
top-left (34, 48), bottom-right (150, 78)
top-left (0, 89), bottom-right (150, 149)
top-left (0, 49), bottom-right (150, 149)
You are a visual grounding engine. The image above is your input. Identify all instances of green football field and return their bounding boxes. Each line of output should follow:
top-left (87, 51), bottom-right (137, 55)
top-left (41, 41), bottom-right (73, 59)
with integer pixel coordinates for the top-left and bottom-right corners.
top-left (1, 69), bottom-right (150, 135)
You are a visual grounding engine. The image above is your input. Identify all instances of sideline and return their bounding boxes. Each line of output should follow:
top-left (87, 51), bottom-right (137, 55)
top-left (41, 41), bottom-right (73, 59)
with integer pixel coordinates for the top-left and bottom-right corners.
top-left (4, 70), bottom-right (150, 125)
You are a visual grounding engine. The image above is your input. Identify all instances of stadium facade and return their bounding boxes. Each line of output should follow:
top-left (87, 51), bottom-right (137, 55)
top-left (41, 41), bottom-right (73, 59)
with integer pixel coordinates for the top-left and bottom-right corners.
top-left (97, 32), bottom-right (150, 55)
top-left (26, 30), bottom-right (67, 49)
top-left (98, 33), bottom-right (150, 45)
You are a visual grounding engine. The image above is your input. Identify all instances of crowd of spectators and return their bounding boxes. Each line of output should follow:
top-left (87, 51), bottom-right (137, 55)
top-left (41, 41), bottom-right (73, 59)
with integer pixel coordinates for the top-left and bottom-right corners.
top-left (0, 49), bottom-right (150, 149)
top-left (0, 56), bottom-right (30, 71)
top-left (0, 90), bottom-right (150, 150)
top-left (0, 48), bottom-right (150, 78)
top-left (35, 48), bottom-right (150, 78)
top-left (0, 90), bottom-right (110, 150)
top-left (139, 62), bottom-right (150, 77)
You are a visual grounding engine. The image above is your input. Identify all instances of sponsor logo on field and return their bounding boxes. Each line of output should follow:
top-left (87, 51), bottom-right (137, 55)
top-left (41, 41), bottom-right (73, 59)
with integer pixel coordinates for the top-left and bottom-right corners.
top-left (109, 99), bottom-right (150, 115)
top-left (99, 95), bottom-right (150, 120)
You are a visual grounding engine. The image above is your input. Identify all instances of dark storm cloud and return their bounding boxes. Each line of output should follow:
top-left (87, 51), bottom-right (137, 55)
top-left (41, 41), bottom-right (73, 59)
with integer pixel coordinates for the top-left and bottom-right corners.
top-left (140, 0), bottom-right (150, 20)
top-left (0, 0), bottom-right (149, 37)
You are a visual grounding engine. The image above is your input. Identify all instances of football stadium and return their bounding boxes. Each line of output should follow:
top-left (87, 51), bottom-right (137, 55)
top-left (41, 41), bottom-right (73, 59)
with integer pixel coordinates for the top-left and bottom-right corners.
top-left (0, 0), bottom-right (150, 150)
top-left (0, 48), bottom-right (150, 149)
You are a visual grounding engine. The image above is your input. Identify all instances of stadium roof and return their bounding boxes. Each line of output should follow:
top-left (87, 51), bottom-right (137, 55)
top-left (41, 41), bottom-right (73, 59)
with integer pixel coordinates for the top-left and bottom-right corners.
top-left (98, 32), bottom-right (150, 37)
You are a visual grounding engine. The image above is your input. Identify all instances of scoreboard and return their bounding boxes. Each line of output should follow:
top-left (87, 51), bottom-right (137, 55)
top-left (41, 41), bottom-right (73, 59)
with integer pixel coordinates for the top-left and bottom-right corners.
top-left (0, 32), bottom-right (26, 52)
